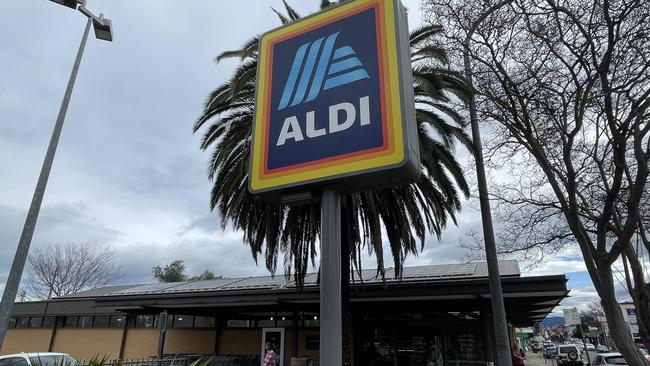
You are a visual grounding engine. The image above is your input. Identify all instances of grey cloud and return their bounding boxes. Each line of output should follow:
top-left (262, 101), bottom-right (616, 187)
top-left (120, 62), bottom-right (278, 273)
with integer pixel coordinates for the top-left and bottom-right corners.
top-left (0, 0), bottom-right (591, 303)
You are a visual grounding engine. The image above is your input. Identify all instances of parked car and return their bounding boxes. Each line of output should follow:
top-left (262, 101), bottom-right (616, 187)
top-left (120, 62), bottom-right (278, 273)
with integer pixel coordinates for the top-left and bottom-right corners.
top-left (591, 353), bottom-right (628, 365)
top-left (545, 345), bottom-right (558, 359)
top-left (557, 345), bottom-right (585, 366)
top-left (639, 348), bottom-right (650, 361)
top-left (0, 353), bottom-right (79, 366)
top-left (596, 345), bottom-right (610, 353)
top-left (586, 343), bottom-right (597, 351)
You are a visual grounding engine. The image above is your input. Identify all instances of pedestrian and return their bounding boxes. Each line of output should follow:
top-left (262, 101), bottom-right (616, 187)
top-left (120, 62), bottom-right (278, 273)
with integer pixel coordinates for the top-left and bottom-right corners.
top-left (512, 345), bottom-right (526, 366)
top-left (263, 341), bottom-right (277, 366)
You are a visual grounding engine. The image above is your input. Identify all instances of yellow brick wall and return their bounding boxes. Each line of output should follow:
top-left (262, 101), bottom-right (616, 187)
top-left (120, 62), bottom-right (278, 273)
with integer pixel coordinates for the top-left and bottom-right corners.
top-left (217, 329), bottom-right (261, 356)
top-left (296, 330), bottom-right (320, 361)
top-left (51, 329), bottom-right (123, 361)
top-left (122, 329), bottom-right (158, 359)
top-left (284, 330), bottom-right (295, 365)
top-left (164, 330), bottom-right (215, 355)
top-left (0, 329), bottom-right (53, 354)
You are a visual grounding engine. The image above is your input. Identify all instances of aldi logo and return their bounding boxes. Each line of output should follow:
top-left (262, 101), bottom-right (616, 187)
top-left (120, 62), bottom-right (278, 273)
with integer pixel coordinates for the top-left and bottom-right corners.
top-left (277, 32), bottom-right (370, 110)
top-left (250, 0), bottom-right (419, 197)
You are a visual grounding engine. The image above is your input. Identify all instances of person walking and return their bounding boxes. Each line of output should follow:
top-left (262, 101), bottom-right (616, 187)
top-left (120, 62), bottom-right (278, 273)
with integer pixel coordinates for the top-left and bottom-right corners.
top-left (263, 341), bottom-right (277, 366)
top-left (512, 345), bottom-right (526, 366)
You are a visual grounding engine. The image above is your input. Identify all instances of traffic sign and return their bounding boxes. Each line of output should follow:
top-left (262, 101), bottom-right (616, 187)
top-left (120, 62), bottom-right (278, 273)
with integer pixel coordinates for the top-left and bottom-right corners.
top-left (250, 0), bottom-right (419, 198)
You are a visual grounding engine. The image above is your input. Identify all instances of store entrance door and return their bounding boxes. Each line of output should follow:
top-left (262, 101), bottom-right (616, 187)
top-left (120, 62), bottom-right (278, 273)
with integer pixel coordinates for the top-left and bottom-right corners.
top-left (261, 327), bottom-right (285, 366)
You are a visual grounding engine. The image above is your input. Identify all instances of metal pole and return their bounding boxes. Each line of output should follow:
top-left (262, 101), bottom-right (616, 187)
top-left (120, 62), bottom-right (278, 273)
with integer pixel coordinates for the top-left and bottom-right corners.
top-left (0, 17), bottom-right (92, 348)
top-left (320, 189), bottom-right (342, 366)
top-left (157, 310), bottom-right (168, 362)
top-left (580, 323), bottom-right (591, 365)
top-left (464, 56), bottom-right (513, 366)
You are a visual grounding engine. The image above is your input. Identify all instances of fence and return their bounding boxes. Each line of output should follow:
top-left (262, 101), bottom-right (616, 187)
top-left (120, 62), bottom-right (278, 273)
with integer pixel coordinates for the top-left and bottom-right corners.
top-left (80, 355), bottom-right (260, 366)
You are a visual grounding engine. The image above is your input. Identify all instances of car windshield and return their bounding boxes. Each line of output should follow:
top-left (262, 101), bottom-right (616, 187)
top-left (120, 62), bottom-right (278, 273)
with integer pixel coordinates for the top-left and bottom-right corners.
top-left (604, 356), bottom-right (628, 365)
top-left (29, 355), bottom-right (79, 366)
top-left (559, 346), bottom-right (577, 353)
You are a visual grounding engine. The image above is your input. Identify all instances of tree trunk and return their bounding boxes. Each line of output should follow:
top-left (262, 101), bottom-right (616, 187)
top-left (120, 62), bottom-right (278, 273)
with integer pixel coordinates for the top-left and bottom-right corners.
top-left (630, 285), bottom-right (650, 352)
top-left (624, 248), bottom-right (650, 352)
top-left (598, 267), bottom-right (649, 366)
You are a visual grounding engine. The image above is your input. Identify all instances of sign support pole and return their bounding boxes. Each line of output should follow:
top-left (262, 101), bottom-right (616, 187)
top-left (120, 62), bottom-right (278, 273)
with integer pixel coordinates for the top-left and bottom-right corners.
top-left (320, 189), bottom-right (342, 366)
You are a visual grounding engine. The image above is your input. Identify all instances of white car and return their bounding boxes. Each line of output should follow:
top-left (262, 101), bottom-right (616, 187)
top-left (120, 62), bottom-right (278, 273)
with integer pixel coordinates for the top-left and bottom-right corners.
top-left (591, 353), bottom-right (628, 365)
top-left (557, 345), bottom-right (585, 366)
top-left (596, 345), bottom-right (610, 353)
top-left (0, 353), bottom-right (79, 366)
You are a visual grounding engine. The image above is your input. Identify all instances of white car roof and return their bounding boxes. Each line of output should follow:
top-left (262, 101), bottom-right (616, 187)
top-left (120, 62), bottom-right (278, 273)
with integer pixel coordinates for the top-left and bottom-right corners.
top-left (597, 353), bottom-right (623, 357)
top-left (0, 353), bottom-right (70, 359)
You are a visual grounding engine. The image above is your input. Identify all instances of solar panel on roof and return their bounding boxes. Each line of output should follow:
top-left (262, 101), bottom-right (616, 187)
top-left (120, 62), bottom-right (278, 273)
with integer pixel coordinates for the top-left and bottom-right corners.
top-left (350, 268), bottom-right (394, 283)
top-left (162, 278), bottom-right (242, 293)
top-left (220, 276), bottom-right (287, 290)
top-left (400, 263), bottom-right (477, 279)
top-left (108, 282), bottom-right (185, 295)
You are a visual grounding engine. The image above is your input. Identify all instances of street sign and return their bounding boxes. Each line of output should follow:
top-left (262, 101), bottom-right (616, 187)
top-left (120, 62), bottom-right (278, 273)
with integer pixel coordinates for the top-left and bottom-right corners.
top-left (564, 307), bottom-right (581, 326)
top-left (250, 0), bottom-right (419, 198)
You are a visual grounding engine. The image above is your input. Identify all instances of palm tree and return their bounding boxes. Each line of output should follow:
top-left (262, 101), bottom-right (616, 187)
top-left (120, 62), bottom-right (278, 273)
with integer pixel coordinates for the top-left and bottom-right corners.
top-left (194, 0), bottom-right (472, 287)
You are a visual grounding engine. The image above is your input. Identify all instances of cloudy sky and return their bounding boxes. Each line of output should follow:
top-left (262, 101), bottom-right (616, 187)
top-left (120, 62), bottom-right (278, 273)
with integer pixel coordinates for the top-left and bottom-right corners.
top-left (0, 0), bottom-right (612, 316)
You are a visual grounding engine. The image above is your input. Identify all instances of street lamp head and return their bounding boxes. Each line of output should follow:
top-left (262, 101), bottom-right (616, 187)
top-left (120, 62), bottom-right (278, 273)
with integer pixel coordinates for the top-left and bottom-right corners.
top-left (49, 0), bottom-right (79, 9)
top-left (92, 17), bottom-right (113, 42)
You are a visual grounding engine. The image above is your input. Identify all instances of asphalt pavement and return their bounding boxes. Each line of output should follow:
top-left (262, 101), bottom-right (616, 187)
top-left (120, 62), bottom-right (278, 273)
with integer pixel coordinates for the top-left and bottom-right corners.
top-left (525, 350), bottom-right (600, 366)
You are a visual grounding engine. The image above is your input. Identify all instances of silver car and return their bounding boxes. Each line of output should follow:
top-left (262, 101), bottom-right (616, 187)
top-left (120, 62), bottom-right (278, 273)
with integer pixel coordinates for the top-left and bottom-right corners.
top-left (0, 353), bottom-right (79, 366)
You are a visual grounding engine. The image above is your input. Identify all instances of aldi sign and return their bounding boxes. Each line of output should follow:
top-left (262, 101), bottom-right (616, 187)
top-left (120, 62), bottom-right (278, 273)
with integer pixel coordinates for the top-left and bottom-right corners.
top-left (250, 0), bottom-right (419, 197)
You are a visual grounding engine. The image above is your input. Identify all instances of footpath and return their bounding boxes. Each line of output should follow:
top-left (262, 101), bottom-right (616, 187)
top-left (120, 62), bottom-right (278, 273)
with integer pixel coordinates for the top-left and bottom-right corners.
top-left (524, 352), bottom-right (557, 366)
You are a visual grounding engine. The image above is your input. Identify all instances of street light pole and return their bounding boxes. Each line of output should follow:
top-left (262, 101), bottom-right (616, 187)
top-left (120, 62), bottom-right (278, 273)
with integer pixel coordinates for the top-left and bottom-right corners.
top-left (0, 0), bottom-right (112, 347)
top-left (462, 1), bottom-right (516, 365)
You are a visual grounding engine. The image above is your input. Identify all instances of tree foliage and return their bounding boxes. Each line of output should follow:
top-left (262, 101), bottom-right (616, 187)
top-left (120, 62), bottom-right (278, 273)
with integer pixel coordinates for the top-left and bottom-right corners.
top-left (152, 260), bottom-right (221, 282)
top-left (424, 0), bottom-right (650, 363)
top-left (195, 1), bottom-right (472, 287)
top-left (26, 242), bottom-right (121, 299)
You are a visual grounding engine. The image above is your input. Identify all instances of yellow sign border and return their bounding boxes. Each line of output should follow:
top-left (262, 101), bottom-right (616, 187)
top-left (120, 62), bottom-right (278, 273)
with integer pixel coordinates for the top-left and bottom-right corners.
top-left (250, 0), bottom-right (405, 192)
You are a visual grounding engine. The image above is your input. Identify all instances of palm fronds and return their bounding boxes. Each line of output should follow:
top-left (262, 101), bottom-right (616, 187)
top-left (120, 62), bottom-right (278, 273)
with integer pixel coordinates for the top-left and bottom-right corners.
top-left (195, 2), bottom-right (472, 287)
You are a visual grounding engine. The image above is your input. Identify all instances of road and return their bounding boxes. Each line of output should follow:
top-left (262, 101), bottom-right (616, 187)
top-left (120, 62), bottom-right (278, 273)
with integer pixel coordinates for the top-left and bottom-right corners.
top-left (526, 349), bottom-right (600, 366)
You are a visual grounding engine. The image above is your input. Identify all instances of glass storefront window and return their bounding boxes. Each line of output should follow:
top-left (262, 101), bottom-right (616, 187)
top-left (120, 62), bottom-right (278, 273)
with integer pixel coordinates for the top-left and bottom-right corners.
top-left (444, 326), bottom-right (486, 365)
top-left (79, 316), bottom-right (93, 328)
top-left (109, 315), bottom-right (126, 328)
top-left (258, 319), bottom-right (276, 327)
top-left (42, 317), bottom-right (55, 328)
top-left (28, 317), bottom-right (43, 328)
top-left (356, 312), bottom-right (487, 366)
top-left (63, 316), bottom-right (78, 328)
top-left (303, 313), bottom-right (319, 327)
top-left (276, 314), bottom-right (292, 327)
top-left (172, 315), bottom-right (193, 328)
top-left (227, 319), bottom-right (255, 328)
top-left (194, 316), bottom-right (216, 328)
top-left (135, 314), bottom-right (158, 328)
top-left (93, 316), bottom-right (110, 328)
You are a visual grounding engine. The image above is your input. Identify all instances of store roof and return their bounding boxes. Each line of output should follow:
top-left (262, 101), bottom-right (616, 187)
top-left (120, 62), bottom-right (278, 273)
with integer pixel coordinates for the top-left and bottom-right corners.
top-left (13, 261), bottom-right (567, 326)
top-left (79, 260), bottom-right (521, 298)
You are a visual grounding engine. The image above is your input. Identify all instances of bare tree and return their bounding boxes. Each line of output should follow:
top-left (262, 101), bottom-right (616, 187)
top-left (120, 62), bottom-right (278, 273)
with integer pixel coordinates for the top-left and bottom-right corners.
top-left (424, 0), bottom-right (650, 364)
top-left (582, 301), bottom-right (605, 322)
top-left (26, 242), bottom-right (122, 299)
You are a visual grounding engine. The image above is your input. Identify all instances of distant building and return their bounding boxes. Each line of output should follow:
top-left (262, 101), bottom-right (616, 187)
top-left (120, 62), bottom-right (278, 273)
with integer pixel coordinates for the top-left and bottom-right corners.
top-left (0, 261), bottom-right (568, 366)
top-left (620, 302), bottom-right (641, 344)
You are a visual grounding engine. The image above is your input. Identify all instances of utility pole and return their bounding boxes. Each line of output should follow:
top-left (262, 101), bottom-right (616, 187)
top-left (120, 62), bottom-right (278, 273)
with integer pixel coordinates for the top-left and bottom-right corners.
top-left (0, 0), bottom-right (112, 347)
top-left (462, 1), bottom-right (516, 364)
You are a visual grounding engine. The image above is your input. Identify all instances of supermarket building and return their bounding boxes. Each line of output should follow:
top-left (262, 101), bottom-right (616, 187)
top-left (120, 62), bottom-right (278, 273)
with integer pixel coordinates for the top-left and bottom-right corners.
top-left (0, 261), bottom-right (568, 366)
